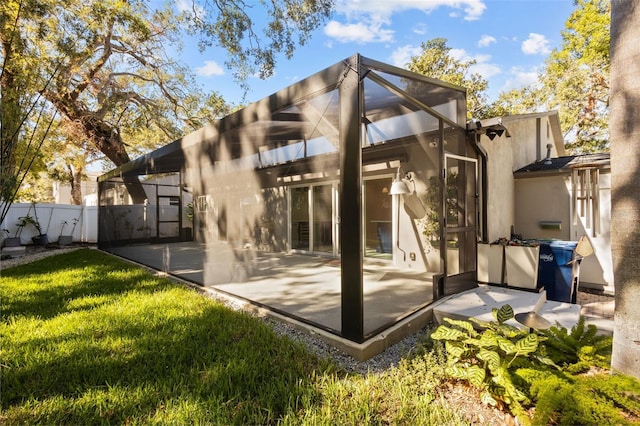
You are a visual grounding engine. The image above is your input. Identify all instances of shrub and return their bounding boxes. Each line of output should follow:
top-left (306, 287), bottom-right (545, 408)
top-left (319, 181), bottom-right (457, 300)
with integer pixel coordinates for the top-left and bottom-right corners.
top-left (430, 305), bottom-right (545, 421)
top-left (430, 305), bottom-right (640, 425)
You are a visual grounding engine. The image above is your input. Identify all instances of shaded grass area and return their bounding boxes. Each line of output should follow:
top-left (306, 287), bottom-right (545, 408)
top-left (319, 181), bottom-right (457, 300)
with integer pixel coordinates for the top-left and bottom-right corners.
top-left (1, 249), bottom-right (464, 425)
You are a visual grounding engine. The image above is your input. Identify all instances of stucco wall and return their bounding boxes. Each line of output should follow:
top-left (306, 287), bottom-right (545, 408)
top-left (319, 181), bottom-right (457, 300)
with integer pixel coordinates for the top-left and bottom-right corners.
top-left (482, 133), bottom-right (515, 242)
top-left (481, 114), bottom-right (563, 242)
top-left (514, 172), bottom-right (613, 291)
top-left (514, 175), bottom-right (571, 240)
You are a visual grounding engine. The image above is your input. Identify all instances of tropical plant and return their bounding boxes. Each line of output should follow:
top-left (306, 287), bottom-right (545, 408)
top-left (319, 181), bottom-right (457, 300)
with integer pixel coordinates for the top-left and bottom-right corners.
top-left (430, 305), bottom-right (543, 421)
top-left (431, 306), bottom-right (640, 425)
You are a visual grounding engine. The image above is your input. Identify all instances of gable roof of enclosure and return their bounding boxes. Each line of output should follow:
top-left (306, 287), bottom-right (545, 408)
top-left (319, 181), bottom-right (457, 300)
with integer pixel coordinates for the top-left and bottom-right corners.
top-left (98, 54), bottom-right (468, 182)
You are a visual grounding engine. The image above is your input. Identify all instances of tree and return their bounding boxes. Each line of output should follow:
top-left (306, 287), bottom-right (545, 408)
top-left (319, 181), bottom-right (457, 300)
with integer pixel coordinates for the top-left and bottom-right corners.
top-left (0, 0), bottom-right (61, 222)
top-left (491, 0), bottom-right (610, 153)
top-left (407, 38), bottom-right (493, 119)
top-left (2, 0), bottom-right (332, 203)
top-left (183, 0), bottom-right (333, 85)
top-left (541, 0), bottom-right (610, 153)
top-left (610, 0), bottom-right (640, 379)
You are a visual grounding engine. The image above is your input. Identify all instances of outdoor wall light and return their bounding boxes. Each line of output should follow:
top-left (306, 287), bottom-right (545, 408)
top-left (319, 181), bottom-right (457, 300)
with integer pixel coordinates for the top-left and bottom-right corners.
top-left (485, 128), bottom-right (505, 141)
top-left (389, 168), bottom-right (411, 195)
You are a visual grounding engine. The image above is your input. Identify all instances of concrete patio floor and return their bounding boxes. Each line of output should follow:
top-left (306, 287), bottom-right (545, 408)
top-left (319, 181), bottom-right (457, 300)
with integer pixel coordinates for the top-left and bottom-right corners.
top-left (105, 242), bottom-right (615, 360)
top-left (106, 242), bottom-right (438, 338)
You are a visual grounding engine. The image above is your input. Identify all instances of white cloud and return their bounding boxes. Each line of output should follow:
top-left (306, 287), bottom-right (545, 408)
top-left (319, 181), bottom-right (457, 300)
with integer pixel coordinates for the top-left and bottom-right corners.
top-left (395, 45), bottom-right (502, 78)
top-left (174, 0), bottom-right (190, 13)
top-left (390, 45), bottom-right (423, 68)
top-left (324, 20), bottom-right (394, 44)
top-left (174, 0), bottom-right (205, 17)
top-left (334, 0), bottom-right (486, 22)
top-left (501, 66), bottom-right (541, 91)
top-left (521, 33), bottom-right (551, 55)
top-left (478, 34), bottom-right (496, 48)
top-left (448, 48), bottom-right (502, 78)
top-left (450, 48), bottom-right (467, 61)
top-left (471, 62), bottom-right (502, 79)
top-left (195, 60), bottom-right (224, 77)
top-left (325, 1), bottom-right (487, 45)
top-left (413, 23), bottom-right (427, 35)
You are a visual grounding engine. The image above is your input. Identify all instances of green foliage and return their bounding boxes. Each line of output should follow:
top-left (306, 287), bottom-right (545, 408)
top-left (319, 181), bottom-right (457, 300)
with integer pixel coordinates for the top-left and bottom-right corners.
top-left (185, 0), bottom-right (332, 83)
top-left (431, 306), bottom-right (540, 422)
top-left (15, 214), bottom-right (41, 234)
top-left (431, 306), bottom-right (640, 425)
top-left (542, 0), bottom-right (610, 153)
top-left (407, 38), bottom-right (492, 119)
top-left (540, 316), bottom-right (612, 373)
top-left (2, 0), bottom-right (330, 191)
top-left (490, 0), bottom-right (610, 153)
top-left (527, 372), bottom-right (640, 425)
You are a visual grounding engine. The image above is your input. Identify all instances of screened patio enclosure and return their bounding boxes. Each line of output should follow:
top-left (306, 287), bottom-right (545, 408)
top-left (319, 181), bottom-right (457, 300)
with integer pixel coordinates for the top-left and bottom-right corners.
top-left (98, 54), bottom-right (481, 344)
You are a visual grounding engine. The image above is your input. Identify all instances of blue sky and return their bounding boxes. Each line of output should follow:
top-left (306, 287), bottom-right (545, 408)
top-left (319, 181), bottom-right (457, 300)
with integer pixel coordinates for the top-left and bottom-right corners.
top-left (176, 0), bottom-right (576, 106)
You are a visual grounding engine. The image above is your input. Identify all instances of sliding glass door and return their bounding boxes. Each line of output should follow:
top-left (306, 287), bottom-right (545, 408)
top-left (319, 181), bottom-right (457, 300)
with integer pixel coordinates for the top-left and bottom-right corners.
top-left (290, 183), bottom-right (338, 255)
top-left (364, 177), bottom-right (393, 259)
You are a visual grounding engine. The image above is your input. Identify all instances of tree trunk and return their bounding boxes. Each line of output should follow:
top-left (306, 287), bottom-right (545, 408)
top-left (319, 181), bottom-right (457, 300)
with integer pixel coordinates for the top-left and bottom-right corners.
top-left (610, 0), bottom-right (640, 378)
top-left (70, 164), bottom-right (83, 205)
top-left (47, 98), bottom-right (148, 204)
top-left (81, 118), bottom-right (148, 204)
top-left (0, 38), bottom-right (21, 209)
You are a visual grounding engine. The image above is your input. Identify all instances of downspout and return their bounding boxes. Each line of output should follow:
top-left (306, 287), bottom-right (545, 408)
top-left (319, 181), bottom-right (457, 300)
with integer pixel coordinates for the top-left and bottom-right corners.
top-left (436, 119), bottom-right (446, 300)
top-left (471, 131), bottom-right (489, 242)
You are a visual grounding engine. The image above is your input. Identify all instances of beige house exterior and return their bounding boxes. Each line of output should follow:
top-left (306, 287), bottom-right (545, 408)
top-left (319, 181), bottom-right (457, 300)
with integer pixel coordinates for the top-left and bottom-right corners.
top-left (475, 111), bottom-right (613, 293)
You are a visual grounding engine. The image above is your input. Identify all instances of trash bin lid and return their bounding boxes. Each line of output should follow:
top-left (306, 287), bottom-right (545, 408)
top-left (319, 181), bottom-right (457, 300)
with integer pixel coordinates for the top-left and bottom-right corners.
top-left (549, 241), bottom-right (578, 250)
top-left (549, 241), bottom-right (578, 265)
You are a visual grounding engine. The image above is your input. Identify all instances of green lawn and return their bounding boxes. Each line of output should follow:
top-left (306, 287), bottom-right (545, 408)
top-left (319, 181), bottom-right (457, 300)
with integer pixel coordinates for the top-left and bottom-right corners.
top-left (1, 249), bottom-right (463, 425)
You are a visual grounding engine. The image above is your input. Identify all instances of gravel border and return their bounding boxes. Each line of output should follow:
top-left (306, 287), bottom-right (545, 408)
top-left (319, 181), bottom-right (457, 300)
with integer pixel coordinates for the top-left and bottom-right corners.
top-left (0, 245), bottom-right (87, 271)
top-left (264, 317), bottom-right (431, 375)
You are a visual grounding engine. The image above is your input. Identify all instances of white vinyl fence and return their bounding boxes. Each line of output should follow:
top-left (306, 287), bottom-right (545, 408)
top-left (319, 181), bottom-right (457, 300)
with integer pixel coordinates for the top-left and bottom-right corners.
top-left (1, 203), bottom-right (97, 246)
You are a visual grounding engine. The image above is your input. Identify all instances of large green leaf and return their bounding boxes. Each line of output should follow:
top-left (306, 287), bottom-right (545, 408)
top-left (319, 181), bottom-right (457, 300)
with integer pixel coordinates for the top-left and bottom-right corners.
top-left (533, 354), bottom-right (560, 369)
top-left (446, 364), bottom-right (471, 380)
top-left (478, 348), bottom-right (501, 372)
top-left (467, 365), bottom-right (486, 387)
top-left (491, 366), bottom-right (512, 390)
top-left (497, 336), bottom-right (517, 354)
top-left (445, 341), bottom-right (467, 360)
top-left (442, 317), bottom-right (477, 336)
top-left (493, 323), bottom-right (522, 338)
top-left (481, 390), bottom-right (498, 407)
top-left (463, 337), bottom-right (483, 347)
top-left (515, 333), bottom-right (540, 355)
top-left (470, 317), bottom-right (492, 329)
top-left (478, 330), bottom-right (499, 348)
top-left (431, 325), bottom-right (467, 341)
top-left (493, 304), bottom-right (514, 324)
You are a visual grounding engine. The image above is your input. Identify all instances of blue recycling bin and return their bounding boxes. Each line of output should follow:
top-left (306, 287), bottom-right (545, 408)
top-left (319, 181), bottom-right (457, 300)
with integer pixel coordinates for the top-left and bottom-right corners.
top-left (536, 240), bottom-right (580, 303)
